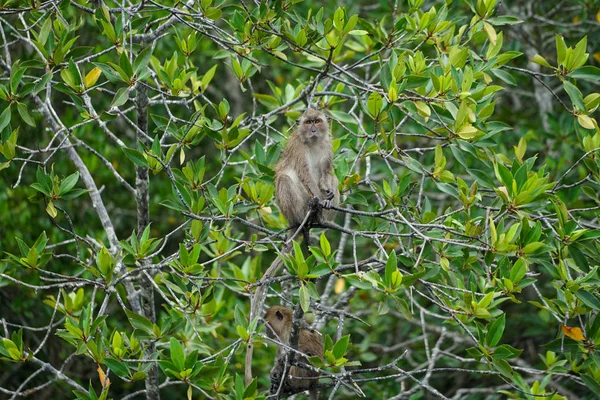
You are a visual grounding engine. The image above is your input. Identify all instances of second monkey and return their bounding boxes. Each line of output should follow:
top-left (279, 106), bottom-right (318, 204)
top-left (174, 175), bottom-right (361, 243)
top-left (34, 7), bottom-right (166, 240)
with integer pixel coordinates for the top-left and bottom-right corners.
top-left (274, 108), bottom-right (340, 244)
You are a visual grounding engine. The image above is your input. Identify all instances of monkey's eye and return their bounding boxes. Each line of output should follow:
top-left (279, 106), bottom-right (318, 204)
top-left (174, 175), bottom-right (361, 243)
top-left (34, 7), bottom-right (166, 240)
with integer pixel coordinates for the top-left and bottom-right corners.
top-left (314, 119), bottom-right (322, 124)
top-left (304, 120), bottom-right (312, 125)
top-left (275, 311), bottom-right (283, 320)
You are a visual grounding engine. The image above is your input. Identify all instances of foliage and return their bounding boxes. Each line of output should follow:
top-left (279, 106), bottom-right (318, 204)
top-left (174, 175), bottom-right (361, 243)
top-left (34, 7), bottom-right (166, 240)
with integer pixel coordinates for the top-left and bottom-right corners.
top-left (1, 0), bottom-right (600, 399)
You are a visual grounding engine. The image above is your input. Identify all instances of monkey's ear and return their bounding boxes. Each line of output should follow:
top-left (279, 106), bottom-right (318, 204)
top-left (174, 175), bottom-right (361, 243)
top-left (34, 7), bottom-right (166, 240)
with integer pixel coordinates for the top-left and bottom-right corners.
top-left (295, 119), bottom-right (300, 126)
top-left (276, 310), bottom-right (284, 320)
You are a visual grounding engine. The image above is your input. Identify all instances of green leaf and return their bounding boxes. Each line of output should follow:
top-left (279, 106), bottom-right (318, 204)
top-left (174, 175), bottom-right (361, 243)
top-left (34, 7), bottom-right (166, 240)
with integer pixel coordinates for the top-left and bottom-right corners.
top-left (26, 247), bottom-right (38, 268)
top-left (493, 359), bottom-right (513, 378)
top-left (319, 233), bottom-right (331, 257)
top-left (38, 17), bottom-right (52, 46)
top-left (110, 87), bottom-right (129, 108)
top-left (16, 103), bottom-right (35, 127)
top-left (125, 310), bottom-right (154, 334)
top-left (563, 81), bottom-right (585, 111)
top-left (59, 172), bottom-right (80, 196)
top-left (531, 54), bottom-right (553, 68)
top-left (170, 338), bottom-right (185, 372)
top-left (367, 91), bottom-right (383, 118)
top-left (61, 189), bottom-right (89, 200)
top-left (510, 259), bottom-right (527, 282)
top-left (332, 335), bottom-right (350, 359)
top-left (569, 66), bottom-right (600, 82)
top-left (343, 14), bottom-right (358, 34)
top-left (0, 106), bottom-right (11, 132)
top-left (478, 292), bottom-right (494, 308)
top-left (103, 357), bottom-right (129, 378)
top-left (295, 29), bottom-right (307, 47)
top-left (486, 313), bottom-right (506, 347)
top-left (384, 250), bottom-right (397, 288)
top-left (333, 7), bottom-right (345, 31)
top-left (10, 68), bottom-right (25, 95)
top-left (133, 47), bottom-right (153, 75)
top-left (490, 69), bottom-right (516, 86)
top-left (236, 325), bottom-right (248, 341)
top-left (487, 16), bottom-right (522, 25)
top-left (299, 285), bottom-right (310, 312)
top-left (493, 344), bottom-right (523, 360)
top-left (555, 34), bottom-right (567, 66)
top-left (522, 242), bottom-right (544, 254)
top-left (201, 65), bottom-right (218, 90)
top-left (31, 183), bottom-right (49, 196)
top-left (119, 51), bottom-right (133, 81)
top-left (122, 147), bottom-right (149, 167)
top-left (575, 289), bottom-right (600, 310)
top-left (581, 374), bottom-right (600, 395)
top-left (205, 7), bottom-right (222, 20)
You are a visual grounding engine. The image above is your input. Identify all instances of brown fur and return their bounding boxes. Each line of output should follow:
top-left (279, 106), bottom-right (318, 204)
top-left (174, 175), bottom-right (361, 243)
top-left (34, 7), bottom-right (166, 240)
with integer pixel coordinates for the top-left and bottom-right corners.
top-left (274, 109), bottom-right (340, 229)
top-left (264, 306), bottom-right (323, 392)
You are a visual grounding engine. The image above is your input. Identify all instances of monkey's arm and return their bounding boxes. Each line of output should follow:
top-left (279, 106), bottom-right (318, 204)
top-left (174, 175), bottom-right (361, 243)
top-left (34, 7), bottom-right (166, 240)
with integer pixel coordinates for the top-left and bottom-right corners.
top-left (319, 168), bottom-right (339, 209)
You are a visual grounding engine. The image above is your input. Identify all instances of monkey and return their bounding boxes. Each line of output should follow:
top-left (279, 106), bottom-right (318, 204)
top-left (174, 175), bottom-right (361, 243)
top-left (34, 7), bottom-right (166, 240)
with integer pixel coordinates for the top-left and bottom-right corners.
top-left (264, 306), bottom-right (323, 398)
top-left (274, 108), bottom-right (340, 245)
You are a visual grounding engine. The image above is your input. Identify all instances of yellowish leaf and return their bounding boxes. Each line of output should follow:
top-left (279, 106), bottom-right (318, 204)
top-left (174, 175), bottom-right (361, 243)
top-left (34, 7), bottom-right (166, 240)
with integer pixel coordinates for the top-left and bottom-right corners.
top-left (483, 22), bottom-right (497, 45)
top-left (334, 278), bottom-right (346, 294)
top-left (415, 101), bottom-right (430, 120)
top-left (457, 124), bottom-right (478, 139)
top-left (85, 67), bottom-right (102, 88)
top-left (513, 137), bottom-right (527, 162)
top-left (97, 365), bottom-right (111, 388)
top-left (46, 201), bottom-right (57, 218)
top-left (467, 107), bottom-right (476, 123)
top-left (388, 86), bottom-right (398, 102)
top-left (561, 325), bottom-right (585, 341)
top-left (483, 72), bottom-right (492, 84)
top-left (260, 206), bottom-right (272, 214)
top-left (577, 114), bottom-right (596, 130)
top-left (273, 50), bottom-right (287, 61)
top-left (343, 174), bottom-right (361, 186)
top-left (440, 257), bottom-right (449, 271)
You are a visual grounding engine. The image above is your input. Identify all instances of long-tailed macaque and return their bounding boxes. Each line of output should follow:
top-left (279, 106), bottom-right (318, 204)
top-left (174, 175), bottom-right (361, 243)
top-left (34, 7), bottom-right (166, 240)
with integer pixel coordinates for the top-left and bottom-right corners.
top-left (275, 109), bottom-right (340, 243)
top-left (264, 306), bottom-right (323, 398)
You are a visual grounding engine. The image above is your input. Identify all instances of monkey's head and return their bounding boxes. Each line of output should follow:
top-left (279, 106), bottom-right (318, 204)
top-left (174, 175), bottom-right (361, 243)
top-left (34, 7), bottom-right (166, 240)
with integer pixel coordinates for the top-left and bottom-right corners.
top-left (297, 109), bottom-right (329, 144)
top-left (264, 305), bottom-right (293, 340)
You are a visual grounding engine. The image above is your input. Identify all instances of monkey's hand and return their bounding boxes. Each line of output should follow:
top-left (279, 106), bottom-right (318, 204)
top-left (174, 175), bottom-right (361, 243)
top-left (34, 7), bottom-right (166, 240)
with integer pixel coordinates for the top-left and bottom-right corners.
top-left (308, 196), bottom-right (321, 211)
top-left (324, 188), bottom-right (335, 200)
top-left (320, 189), bottom-right (335, 208)
top-left (270, 362), bottom-right (285, 393)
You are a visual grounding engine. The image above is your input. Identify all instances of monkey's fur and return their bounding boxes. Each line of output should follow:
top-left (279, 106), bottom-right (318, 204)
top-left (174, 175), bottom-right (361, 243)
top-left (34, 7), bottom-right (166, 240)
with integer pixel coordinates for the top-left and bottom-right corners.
top-left (275, 109), bottom-right (340, 242)
top-left (264, 306), bottom-right (323, 398)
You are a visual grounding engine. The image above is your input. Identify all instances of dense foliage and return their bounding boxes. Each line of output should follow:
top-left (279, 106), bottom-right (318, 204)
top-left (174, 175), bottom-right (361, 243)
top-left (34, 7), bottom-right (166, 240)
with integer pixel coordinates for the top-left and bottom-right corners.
top-left (1, 0), bottom-right (600, 399)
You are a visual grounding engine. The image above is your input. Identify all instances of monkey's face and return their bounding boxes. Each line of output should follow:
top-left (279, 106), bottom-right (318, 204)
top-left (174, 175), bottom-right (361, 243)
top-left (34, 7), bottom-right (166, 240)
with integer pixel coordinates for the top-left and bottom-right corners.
top-left (264, 306), bottom-right (292, 340)
top-left (299, 110), bottom-right (328, 142)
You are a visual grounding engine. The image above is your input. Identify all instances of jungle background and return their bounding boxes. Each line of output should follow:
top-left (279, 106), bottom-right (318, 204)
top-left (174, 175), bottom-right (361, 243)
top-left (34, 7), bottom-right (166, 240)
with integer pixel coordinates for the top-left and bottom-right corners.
top-left (1, 0), bottom-right (600, 399)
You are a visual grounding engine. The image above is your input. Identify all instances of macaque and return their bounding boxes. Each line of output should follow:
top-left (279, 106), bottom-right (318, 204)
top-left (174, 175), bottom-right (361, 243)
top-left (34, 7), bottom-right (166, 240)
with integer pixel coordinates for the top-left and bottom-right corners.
top-left (275, 109), bottom-right (340, 243)
top-left (264, 306), bottom-right (323, 397)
